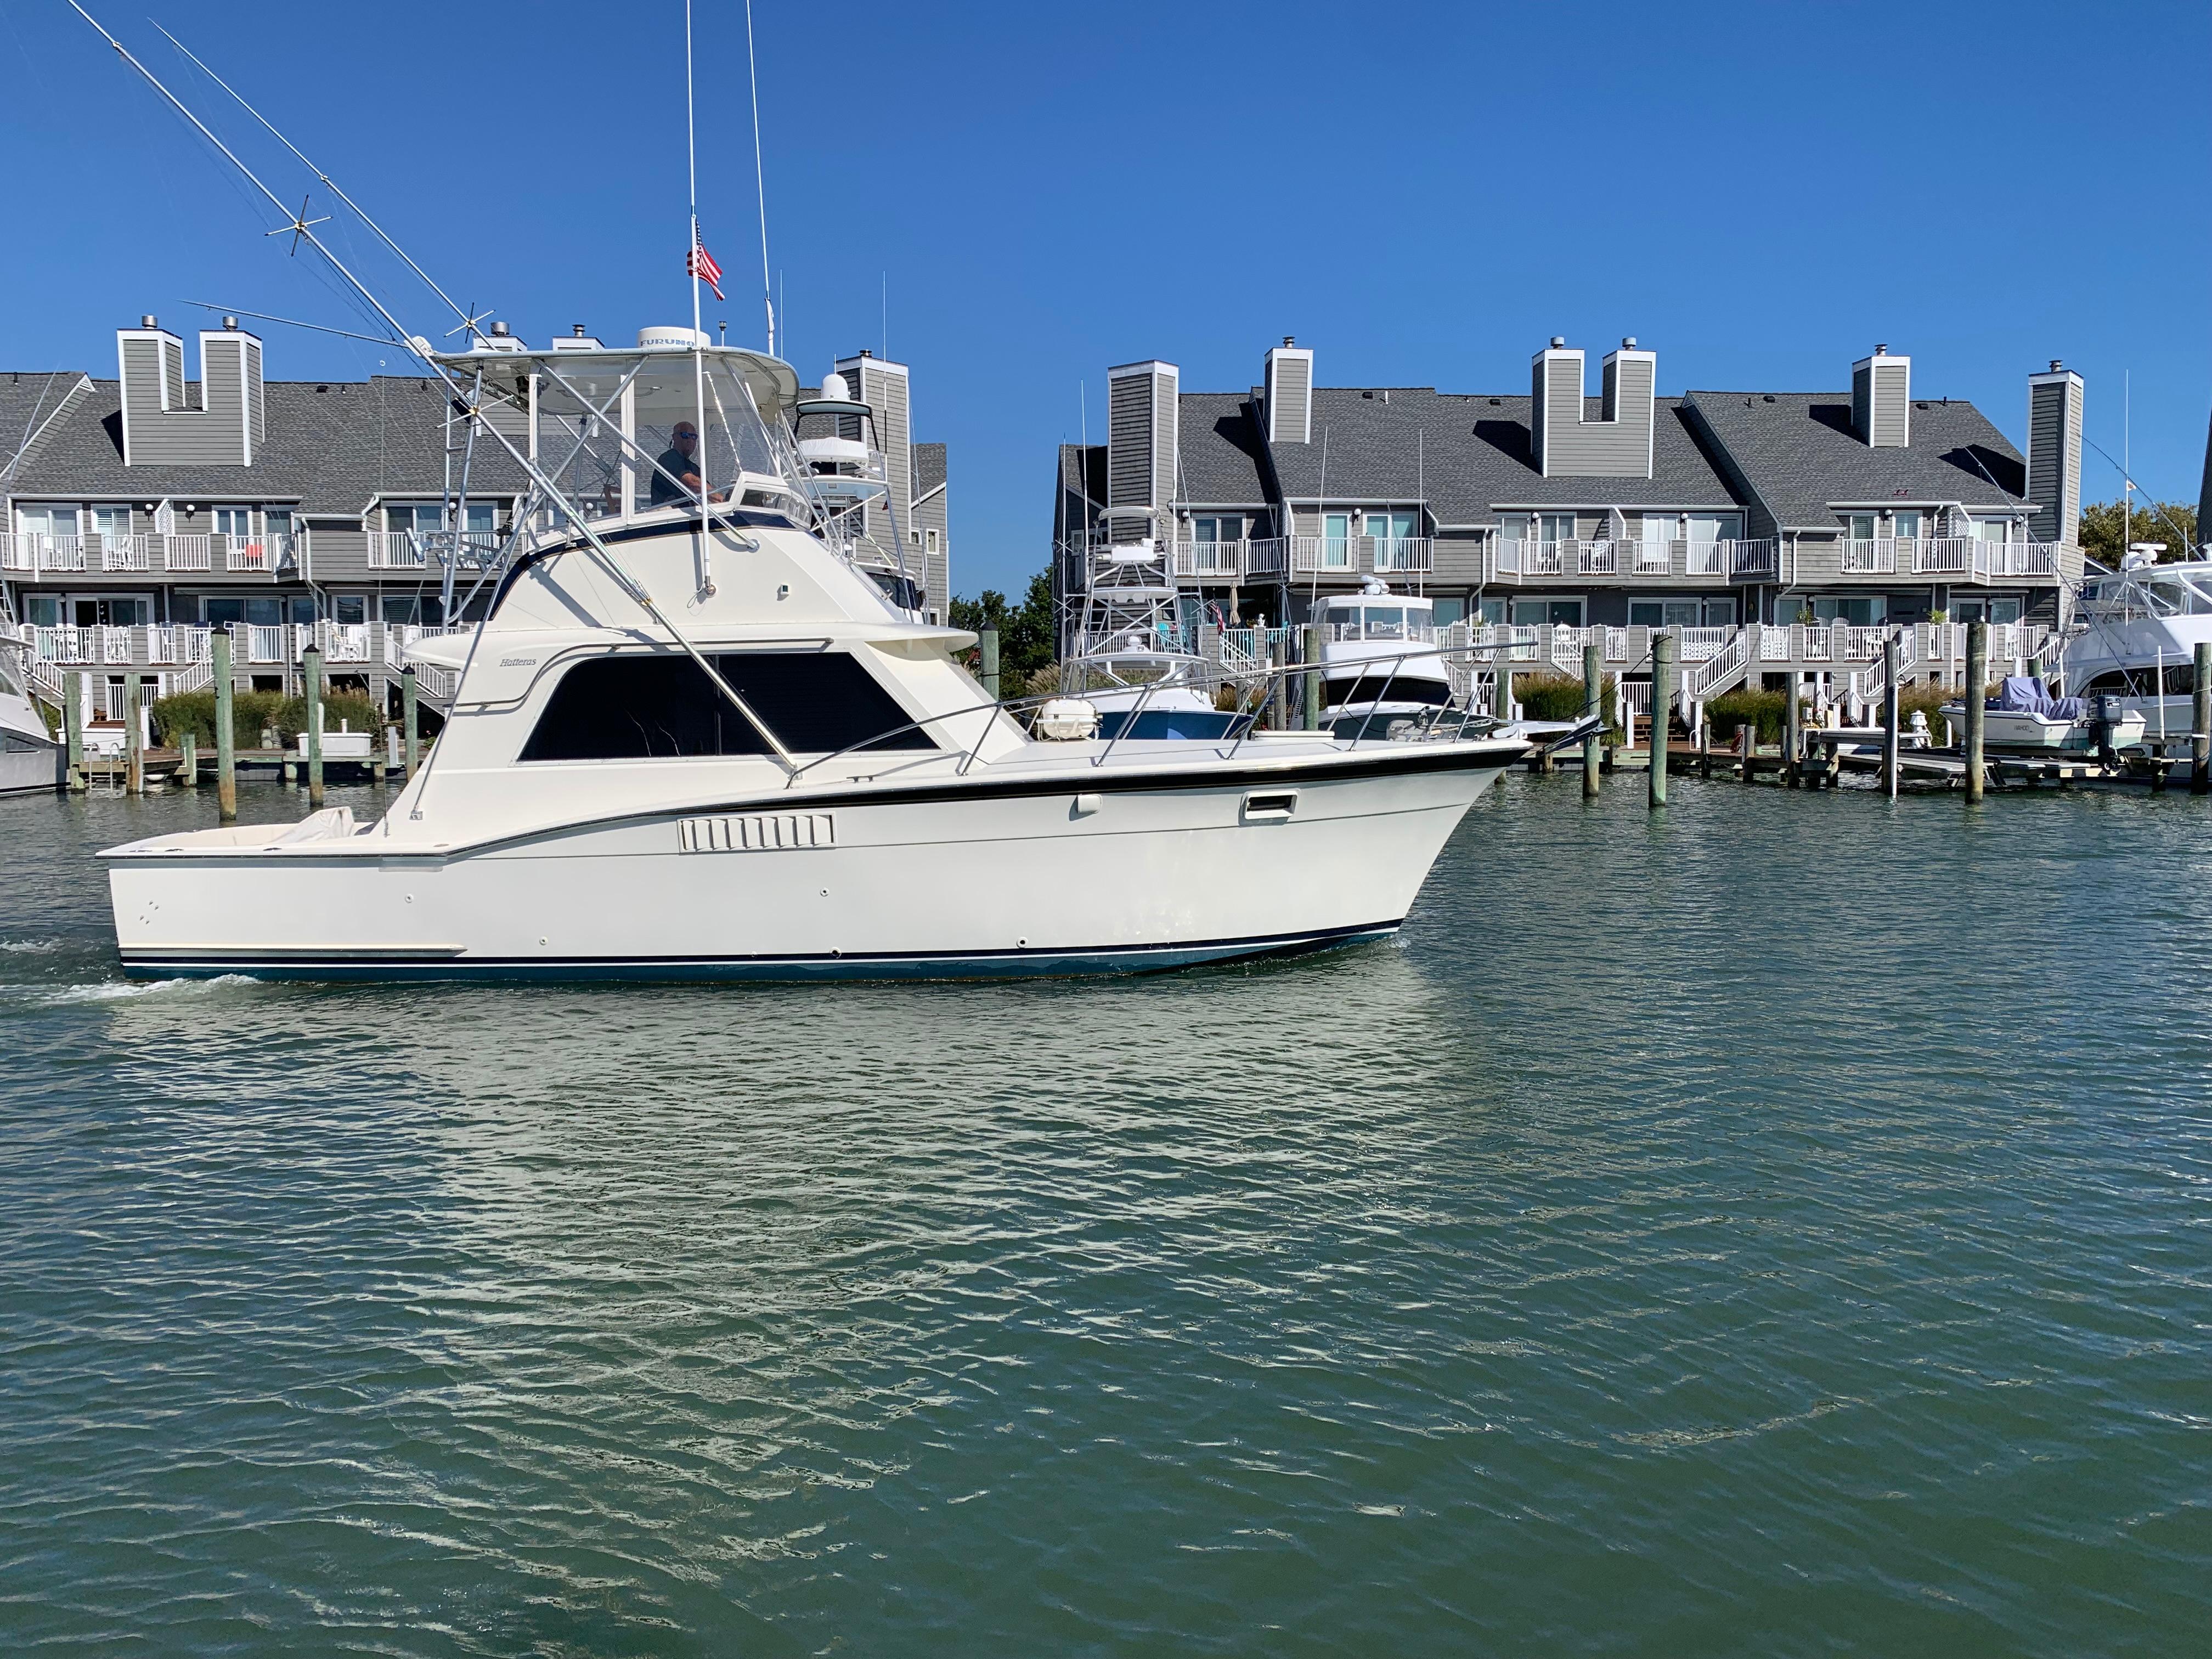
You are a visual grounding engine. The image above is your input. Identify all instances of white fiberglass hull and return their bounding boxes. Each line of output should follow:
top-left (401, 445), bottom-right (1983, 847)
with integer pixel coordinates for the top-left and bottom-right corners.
top-left (104, 742), bottom-right (1511, 980)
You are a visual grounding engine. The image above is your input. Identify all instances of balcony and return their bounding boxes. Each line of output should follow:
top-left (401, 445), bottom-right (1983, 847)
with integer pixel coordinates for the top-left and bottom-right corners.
top-left (1493, 537), bottom-right (1776, 583)
top-left (222, 533), bottom-right (293, 574)
top-left (161, 533), bottom-right (212, 571)
top-left (366, 531), bottom-right (428, 570)
top-left (1289, 535), bottom-right (1432, 575)
top-left (1168, 537), bottom-right (1289, 580)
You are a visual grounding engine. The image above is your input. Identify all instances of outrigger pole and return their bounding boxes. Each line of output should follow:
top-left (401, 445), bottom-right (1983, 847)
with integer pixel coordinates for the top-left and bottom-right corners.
top-left (66, 2), bottom-right (800, 791)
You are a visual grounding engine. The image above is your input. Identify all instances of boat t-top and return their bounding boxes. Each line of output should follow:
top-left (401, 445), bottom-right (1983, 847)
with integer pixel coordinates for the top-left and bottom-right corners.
top-left (2061, 546), bottom-right (2212, 752)
top-left (1060, 539), bottom-right (1247, 741)
top-left (1311, 580), bottom-right (1457, 739)
top-left (100, 333), bottom-right (1528, 979)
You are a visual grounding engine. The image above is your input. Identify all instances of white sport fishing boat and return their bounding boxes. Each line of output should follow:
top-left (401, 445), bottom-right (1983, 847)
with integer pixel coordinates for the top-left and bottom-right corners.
top-left (1063, 540), bottom-right (1246, 741)
top-left (2062, 549), bottom-right (2212, 749)
top-left (101, 338), bottom-right (1525, 979)
top-left (0, 639), bottom-right (65, 793)
top-left (1313, 582), bottom-right (1457, 739)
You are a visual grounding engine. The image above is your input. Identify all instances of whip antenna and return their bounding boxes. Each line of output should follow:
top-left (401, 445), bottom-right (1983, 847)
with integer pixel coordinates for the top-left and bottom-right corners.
top-left (746, 0), bottom-right (774, 356)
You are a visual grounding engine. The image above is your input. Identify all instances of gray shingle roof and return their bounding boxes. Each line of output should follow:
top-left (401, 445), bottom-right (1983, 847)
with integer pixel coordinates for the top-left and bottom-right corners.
top-left (0, 371), bottom-right (94, 485)
top-left (1681, 391), bottom-right (2028, 531)
top-left (1173, 392), bottom-right (1271, 505)
top-left (911, 441), bottom-right (946, 498)
top-left (1261, 388), bottom-right (1743, 523)
top-left (3, 375), bottom-right (527, 515)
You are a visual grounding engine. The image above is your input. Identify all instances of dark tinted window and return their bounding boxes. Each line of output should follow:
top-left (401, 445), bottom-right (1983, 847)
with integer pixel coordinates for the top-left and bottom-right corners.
top-left (520, 650), bottom-right (936, 761)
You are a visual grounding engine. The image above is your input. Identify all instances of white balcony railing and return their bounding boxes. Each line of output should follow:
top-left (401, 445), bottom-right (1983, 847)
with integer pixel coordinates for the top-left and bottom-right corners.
top-left (99, 533), bottom-right (153, 572)
top-left (366, 531), bottom-right (428, 569)
top-left (1289, 535), bottom-right (1434, 575)
top-left (162, 533), bottom-right (213, 572)
top-left (222, 533), bottom-right (293, 573)
top-left (1496, 536), bottom-right (1775, 582)
top-left (1841, 538), bottom-right (1899, 574)
top-left (1373, 537), bottom-right (1432, 573)
top-left (1911, 538), bottom-right (1972, 575)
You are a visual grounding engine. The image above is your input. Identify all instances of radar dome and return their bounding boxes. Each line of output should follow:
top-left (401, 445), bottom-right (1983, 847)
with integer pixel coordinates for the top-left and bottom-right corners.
top-left (821, 373), bottom-right (850, 401)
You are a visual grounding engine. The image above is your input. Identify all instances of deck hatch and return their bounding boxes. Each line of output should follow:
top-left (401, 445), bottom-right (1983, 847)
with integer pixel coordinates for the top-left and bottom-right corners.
top-left (678, 812), bottom-right (836, 853)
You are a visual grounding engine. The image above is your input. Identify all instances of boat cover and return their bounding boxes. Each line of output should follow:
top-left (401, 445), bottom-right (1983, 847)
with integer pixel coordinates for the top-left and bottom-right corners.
top-left (1988, 676), bottom-right (2084, 720)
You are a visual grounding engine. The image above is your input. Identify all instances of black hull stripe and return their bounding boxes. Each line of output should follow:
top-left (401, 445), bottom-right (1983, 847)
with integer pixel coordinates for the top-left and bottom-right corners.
top-left (121, 918), bottom-right (1402, 980)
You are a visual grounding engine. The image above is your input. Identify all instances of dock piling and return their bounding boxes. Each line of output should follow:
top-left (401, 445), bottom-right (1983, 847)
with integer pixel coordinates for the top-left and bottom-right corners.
top-left (1784, 674), bottom-right (1801, 789)
top-left (1497, 667), bottom-right (1514, 724)
top-left (213, 631), bottom-right (237, 821)
top-left (303, 646), bottom-right (325, 809)
top-left (2194, 642), bottom-right (2211, 797)
top-left (124, 671), bottom-right (143, 795)
top-left (1650, 633), bottom-right (1674, 808)
top-left (1882, 635), bottom-right (1900, 800)
top-left (1269, 632), bottom-right (1290, 729)
top-left (1582, 641), bottom-right (1602, 797)
top-left (1303, 624), bottom-right (1324, 731)
top-left (1965, 620), bottom-right (1987, 803)
top-left (402, 670), bottom-right (420, 779)
top-left (65, 672), bottom-right (85, 792)
top-left (180, 731), bottom-right (196, 787)
top-left (978, 628), bottom-right (1001, 701)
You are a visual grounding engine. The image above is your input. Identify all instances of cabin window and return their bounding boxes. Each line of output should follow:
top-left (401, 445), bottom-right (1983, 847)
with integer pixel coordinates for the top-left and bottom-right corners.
top-left (520, 650), bottom-right (938, 762)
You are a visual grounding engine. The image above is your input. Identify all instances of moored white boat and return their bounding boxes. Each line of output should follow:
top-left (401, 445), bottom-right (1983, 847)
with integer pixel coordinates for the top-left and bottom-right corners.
top-left (0, 639), bottom-right (65, 794)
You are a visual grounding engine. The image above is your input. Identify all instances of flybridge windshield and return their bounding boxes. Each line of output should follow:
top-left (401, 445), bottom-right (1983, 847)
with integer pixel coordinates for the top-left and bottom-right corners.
top-left (440, 344), bottom-right (802, 526)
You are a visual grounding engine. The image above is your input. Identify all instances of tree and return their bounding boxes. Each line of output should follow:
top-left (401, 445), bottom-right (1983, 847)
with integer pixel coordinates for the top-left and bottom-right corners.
top-left (948, 566), bottom-right (1057, 685)
top-left (2079, 498), bottom-right (2198, 566)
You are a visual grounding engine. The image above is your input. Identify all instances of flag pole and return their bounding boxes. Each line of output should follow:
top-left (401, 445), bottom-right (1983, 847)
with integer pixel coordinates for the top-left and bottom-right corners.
top-left (684, 0), bottom-right (713, 591)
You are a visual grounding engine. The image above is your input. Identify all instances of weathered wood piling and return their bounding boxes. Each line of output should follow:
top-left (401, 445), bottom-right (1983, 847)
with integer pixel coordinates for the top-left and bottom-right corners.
top-left (1582, 641), bottom-right (1601, 798)
top-left (213, 631), bottom-right (237, 821)
top-left (1649, 632), bottom-right (1674, 808)
top-left (1965, 619), bottom-right (1987, 804)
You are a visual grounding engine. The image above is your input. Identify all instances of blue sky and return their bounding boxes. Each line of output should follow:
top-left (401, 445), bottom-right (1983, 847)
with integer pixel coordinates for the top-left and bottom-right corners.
top-left (3, 0), bottom-right (2207, 595)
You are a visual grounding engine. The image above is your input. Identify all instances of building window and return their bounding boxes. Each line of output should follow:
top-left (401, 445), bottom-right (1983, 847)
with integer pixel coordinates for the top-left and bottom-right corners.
top-left (71, 596), bottom-right (149, 627)
top-left (266, 508), bottom-right (294, 539)
top-left (1687, 513), bottom-right (1742, 544)
top-left (332, 595), bottom-right (368, 625)
top-left (205, 596), bottom-right (285, 627)
top-left (24, 594), bottom-right (60, 627)
top-left (1844, 514), bottom-right (1877, 541)
top-left (1477, 595), bottom-right (1508, 624)
top-left (1538, 512), bottom-right (1575, 545)
top-left (1510, 597), bottom-right (1584, 626)
top-left (1812, 595), bottom-right (1886, 627)
top-left (1629, 600), bottom-right (1702, 628)
top-left (1954, 596), bottom-right (2022, 624)
top-left (1971, 517), bottom-right (2016, 544)
top-left (1320, 512), bottom-right (1352, 568)
top-left (89, 505), bottom-right (131, 543)
top-left (1195, 515), bottom-right (1244, 543)
top-left (520, 652), bottom-right (939, 762)
top-left (1889, 510), bottom-right (1922, 541)
top-left (212, 506), bottom-right (254, 538)
top-left (387, 503), bottom-right (442, 537)
top-left (925, 528), bottom-right (941, 555)
top-left (15, 504), bottom-right (78, 538)
top-left (1431, 596), bottom-right (1466, 627)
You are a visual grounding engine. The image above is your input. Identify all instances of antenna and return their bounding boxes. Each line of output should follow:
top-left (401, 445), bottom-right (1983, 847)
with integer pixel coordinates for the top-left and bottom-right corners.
top-left (744, 0), bottom-right (775, 356)
top-left (149, 20), bottom-right (481, 340)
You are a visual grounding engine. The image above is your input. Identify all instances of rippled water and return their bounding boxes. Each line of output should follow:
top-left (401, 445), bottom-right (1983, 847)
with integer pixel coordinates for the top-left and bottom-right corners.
top-left (3, 775), bottom-right (2208, 1655)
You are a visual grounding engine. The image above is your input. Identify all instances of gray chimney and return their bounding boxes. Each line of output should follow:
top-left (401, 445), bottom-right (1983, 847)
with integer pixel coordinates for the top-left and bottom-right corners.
top-left (1531, 337), bottom-right (1655, 478)
top-left (834, 349), bottom-right (913, 547)
top-left (1105, 359), bottom-right (1179, 544)
top-left (1265, 338), bottom-right (1313, 445)
top-left (117, 321), bottom-right (262, 467)
top-left (2026, 362), bottom-right (2084, 546)
top-left (1851, 345), bottom-right (1911, 447)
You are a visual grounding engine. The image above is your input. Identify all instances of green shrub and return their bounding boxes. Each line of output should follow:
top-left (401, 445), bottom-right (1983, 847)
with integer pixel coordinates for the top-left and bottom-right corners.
top-left (151, 689), bottom-right (290, 749)
top-left (1707, 688), bottom-right (1787, 744)
top-left (1510, 672), bottom-right (1610, 722)
top-left (151, 688), bottom-right (383, 749)
top-left (274, 691), bottom-right (383, 746)
top-left (1899, 682), bottom-right (1956, 737)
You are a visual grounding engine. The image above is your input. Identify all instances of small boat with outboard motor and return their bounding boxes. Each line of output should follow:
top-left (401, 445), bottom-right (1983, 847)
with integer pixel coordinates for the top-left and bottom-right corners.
top-left (1939, 675), bottom-right (2146, 754)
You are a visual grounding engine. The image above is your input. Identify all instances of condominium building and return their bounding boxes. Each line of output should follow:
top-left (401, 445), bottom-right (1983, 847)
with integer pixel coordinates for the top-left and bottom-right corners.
top-left (1, 316), bottom-right (950, 714)
top-left (1053, 335), bottom-right (2081, 653)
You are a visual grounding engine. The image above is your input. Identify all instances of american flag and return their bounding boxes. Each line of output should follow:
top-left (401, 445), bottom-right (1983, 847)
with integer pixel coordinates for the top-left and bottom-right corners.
top-left (687, 229), bottom-right (725, 301)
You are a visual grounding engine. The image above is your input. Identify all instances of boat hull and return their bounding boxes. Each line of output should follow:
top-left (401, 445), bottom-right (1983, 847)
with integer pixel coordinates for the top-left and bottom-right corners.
top-left (0, 738), bottom-right (64, 794)
top-left (106, 746), bottom-right (1509, 981)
